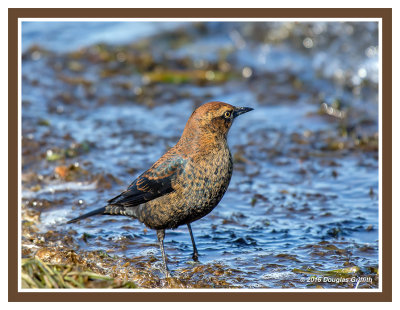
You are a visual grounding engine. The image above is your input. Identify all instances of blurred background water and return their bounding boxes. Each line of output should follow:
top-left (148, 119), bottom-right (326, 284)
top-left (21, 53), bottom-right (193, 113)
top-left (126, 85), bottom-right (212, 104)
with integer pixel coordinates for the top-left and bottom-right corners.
top-left (21, 21), bottom-right (379, 288)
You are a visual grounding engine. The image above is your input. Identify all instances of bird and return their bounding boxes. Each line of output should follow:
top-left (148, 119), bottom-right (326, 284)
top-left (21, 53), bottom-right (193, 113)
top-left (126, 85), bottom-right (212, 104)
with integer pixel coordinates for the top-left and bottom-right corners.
top-left (67, 101), bottom-right (253, 277)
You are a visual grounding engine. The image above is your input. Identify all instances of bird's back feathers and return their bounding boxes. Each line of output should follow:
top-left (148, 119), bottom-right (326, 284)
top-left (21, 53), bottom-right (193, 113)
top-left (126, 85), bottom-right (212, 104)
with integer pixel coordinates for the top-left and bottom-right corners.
top-left (107, 154), bottom-right (186, 207)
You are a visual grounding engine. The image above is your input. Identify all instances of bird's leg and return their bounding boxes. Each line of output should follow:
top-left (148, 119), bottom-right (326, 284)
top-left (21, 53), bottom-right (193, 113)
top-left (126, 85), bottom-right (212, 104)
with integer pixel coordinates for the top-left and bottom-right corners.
top-left (187, 223), bottom-right (199, 262)
top-left (156, 229), bottom-right (171, 277)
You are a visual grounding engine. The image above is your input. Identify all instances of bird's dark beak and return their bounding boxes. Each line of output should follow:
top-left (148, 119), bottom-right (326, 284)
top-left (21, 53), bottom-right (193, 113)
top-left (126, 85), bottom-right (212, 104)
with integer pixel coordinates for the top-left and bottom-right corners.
top-left (233, 106), bottom-right (254, 118)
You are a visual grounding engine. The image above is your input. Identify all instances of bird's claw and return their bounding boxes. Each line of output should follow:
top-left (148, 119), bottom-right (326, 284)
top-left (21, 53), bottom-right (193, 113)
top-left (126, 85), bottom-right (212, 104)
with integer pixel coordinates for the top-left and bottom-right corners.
top-left (192, 252), bottom-right (199, 262)
top-left (165, 270), bottom-right (172, 278)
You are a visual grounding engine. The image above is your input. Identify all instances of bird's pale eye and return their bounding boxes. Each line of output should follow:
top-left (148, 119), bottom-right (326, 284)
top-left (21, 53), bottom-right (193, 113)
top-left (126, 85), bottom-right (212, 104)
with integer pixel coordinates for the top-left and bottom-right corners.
top-left (224, 111), bottom-right (232, 119)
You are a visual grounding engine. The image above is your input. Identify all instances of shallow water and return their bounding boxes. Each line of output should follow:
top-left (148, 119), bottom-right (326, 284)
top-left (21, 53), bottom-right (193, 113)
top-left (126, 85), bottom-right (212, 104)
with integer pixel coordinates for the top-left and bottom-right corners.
top-left (21, 21), bottom-right (379, 288)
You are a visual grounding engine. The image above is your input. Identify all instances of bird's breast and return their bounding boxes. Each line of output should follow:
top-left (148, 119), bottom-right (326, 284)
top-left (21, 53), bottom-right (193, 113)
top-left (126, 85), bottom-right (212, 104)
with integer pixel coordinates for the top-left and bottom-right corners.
top-left (139, 144), bottom-right (233, 230)
top-left (174, 145), bottom-right (233, 224)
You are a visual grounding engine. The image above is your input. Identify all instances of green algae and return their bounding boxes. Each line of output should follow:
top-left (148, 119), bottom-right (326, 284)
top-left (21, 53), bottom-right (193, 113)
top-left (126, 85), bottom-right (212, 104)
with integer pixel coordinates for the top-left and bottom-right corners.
top-left (21, 257), bottom-right (137, 289)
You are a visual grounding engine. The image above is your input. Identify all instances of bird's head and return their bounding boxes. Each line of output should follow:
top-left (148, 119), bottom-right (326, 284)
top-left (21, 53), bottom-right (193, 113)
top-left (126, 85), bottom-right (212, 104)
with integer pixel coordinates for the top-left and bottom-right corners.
top-left (183, 101), bottom-right (253, 141)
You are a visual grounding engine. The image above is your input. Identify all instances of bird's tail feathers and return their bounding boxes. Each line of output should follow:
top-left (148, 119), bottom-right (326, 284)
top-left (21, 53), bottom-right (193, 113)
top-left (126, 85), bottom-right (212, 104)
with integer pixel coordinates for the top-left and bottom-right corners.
top-left (66, 206), bottom-right (106, 224)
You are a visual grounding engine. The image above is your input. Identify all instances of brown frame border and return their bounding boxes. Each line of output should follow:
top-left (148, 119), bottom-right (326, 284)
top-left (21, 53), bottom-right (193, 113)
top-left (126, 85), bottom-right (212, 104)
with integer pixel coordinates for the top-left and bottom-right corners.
top-left (9, 8), bottom-right (392, 302)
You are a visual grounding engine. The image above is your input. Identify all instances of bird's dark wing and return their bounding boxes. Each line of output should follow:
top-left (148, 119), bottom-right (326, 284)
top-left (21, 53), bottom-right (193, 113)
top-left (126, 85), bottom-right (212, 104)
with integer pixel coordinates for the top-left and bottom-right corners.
top-left (107, 155), bottom-right (186, 207)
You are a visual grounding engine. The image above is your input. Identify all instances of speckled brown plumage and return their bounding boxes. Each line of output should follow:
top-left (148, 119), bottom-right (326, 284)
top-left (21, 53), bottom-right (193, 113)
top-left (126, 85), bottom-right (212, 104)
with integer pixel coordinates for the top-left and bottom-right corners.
top-left (67, 101), bottom-right (253, 276)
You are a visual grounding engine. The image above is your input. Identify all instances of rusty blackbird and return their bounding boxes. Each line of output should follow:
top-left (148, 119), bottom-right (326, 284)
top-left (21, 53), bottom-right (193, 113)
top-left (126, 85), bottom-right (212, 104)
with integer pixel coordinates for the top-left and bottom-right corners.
top-left (67, 101), bottom-right (253, 276)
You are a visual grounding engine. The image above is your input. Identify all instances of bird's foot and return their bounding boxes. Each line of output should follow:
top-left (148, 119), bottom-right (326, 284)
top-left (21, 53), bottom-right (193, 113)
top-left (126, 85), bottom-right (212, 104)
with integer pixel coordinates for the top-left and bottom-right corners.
top-left (192, 252), bottom-right (199, 262)
top-left (164, 269), bottom-right (172, 278)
